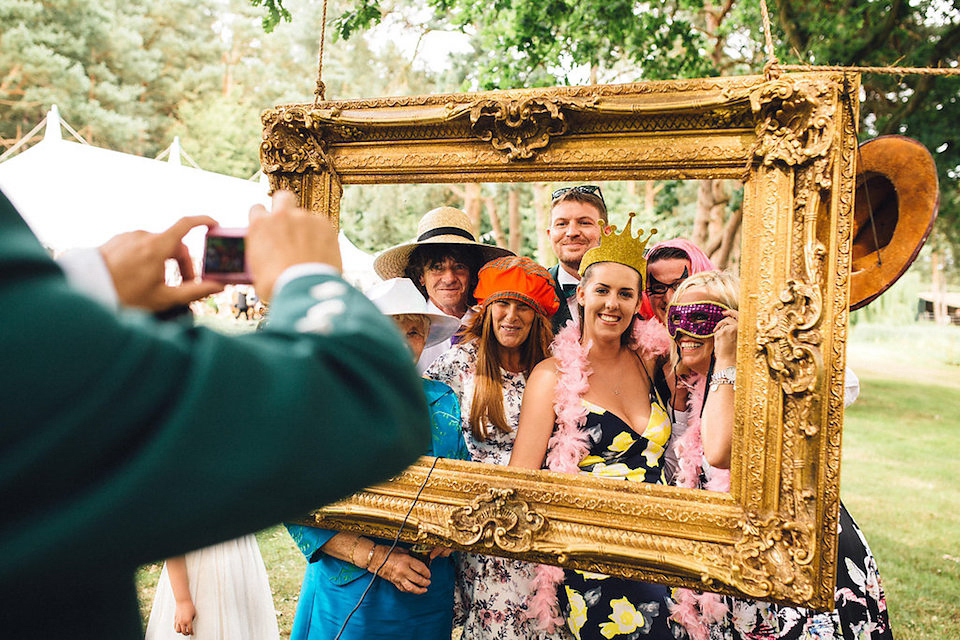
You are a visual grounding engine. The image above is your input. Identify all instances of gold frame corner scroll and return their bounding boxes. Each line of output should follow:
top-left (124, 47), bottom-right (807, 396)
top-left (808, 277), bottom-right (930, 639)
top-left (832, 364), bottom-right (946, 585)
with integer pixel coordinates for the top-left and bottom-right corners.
top-left (263, 71), bottom-right (860, 610)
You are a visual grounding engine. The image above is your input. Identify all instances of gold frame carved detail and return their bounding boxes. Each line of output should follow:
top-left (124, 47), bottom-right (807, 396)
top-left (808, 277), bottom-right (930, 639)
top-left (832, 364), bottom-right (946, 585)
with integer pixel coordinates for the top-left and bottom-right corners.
top-left (260, 72), bottom-right (860, 609)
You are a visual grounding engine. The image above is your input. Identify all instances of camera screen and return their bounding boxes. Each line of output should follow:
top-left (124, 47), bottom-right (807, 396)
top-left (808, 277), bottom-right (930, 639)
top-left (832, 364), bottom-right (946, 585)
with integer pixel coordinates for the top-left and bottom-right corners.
top-left (204, 235), bottom-right (246, 274)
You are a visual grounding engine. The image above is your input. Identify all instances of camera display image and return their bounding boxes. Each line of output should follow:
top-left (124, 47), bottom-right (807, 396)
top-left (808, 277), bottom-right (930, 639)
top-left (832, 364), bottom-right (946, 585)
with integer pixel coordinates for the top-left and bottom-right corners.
top-left (204, 235), bottom-right (245, 274)
top-left (202, 229), bottom-right (251, 283)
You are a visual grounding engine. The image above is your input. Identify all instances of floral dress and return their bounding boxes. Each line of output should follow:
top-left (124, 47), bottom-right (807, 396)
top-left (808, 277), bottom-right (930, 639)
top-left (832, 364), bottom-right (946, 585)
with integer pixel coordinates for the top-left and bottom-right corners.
top-left (670, 377), bottom-right (893, 640)
top-left (560, 397), bottom-right (680, 640)
top-left (426, 341), bottom-right (569, 640)
top-left (715, 503), bottom-right (893, 640)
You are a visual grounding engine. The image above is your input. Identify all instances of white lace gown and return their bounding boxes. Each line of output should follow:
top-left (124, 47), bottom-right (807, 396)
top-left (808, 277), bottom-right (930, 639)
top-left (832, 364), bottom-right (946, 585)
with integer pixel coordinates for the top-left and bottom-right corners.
top-left (144, 534), bottom-right (279, 640)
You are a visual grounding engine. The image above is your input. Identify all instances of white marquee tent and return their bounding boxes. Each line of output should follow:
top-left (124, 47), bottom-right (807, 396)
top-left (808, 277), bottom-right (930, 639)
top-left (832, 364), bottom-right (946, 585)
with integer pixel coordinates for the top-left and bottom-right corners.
top-left (0, 106), bottom-right (378, 287)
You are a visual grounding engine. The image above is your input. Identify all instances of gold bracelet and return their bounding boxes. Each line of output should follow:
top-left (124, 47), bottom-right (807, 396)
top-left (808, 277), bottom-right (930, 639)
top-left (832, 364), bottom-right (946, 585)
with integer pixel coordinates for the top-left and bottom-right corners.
top-left (347, 536), bottom-right (363, 567)
top-left (363, 543), bottom-right (377, 571)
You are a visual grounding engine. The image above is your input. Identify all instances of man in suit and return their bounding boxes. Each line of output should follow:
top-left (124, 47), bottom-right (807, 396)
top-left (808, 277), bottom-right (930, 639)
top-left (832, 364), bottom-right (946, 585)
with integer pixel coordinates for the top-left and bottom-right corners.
top-left (546, 185), bottom-right (607, 333)
top-left (0, 189), bottom-right (431, 639)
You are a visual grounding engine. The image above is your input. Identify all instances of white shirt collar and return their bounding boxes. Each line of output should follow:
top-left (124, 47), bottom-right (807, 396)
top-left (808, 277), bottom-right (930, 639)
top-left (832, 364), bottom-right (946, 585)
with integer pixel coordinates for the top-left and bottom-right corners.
top-left (556, 265), bottom-right (580, 286)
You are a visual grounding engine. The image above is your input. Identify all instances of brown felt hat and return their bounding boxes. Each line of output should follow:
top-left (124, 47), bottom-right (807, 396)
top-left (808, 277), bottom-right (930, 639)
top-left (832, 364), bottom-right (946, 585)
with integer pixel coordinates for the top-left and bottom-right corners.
top-left (850, 135), bottom-right (939, 310)
top-left (373, 206), bottom-right (514, 279)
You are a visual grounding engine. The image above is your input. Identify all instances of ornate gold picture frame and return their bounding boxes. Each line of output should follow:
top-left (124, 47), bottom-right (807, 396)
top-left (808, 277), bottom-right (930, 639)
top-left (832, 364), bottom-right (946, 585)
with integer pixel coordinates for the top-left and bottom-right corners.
top-left (261, 71), bottom-right (860, 609)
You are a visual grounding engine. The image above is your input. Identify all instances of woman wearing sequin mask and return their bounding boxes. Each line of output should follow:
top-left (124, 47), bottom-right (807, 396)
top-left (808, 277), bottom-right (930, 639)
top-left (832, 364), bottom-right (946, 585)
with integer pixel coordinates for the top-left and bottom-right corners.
top-left (666, 271), bottom-right (894, 640)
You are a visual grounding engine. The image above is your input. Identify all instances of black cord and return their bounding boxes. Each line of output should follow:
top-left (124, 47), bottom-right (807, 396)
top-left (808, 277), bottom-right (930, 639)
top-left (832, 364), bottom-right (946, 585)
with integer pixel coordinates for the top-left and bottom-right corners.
top-left (701, 353), bottom-right (717, 418)
top-left (333, 455), bottom-right (441, 640)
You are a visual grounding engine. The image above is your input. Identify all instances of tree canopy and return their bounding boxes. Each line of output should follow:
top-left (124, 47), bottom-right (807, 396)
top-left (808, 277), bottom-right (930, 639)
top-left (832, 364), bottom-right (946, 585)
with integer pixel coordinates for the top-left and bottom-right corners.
top-left (316, 0), bottom-right (959, 271)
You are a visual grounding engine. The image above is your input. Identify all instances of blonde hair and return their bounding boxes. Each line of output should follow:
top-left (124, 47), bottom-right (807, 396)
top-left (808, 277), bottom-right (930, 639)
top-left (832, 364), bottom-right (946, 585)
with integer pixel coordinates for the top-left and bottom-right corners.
top-left (462, 306), bottom-right (553, 441)
top-left (671, 270), bottom-right (740, 310)
top-left (391, 313), bottom-right (430, 334)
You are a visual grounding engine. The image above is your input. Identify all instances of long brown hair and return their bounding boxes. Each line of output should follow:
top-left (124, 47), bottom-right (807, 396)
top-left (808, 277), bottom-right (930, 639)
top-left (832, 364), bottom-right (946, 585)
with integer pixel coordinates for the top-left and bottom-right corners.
top-left (463, 304), bottom-right (553, 441)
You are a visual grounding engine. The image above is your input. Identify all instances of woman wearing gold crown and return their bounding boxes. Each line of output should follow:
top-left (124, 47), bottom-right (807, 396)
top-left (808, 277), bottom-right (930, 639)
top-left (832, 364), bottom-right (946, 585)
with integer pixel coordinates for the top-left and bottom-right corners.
top-left (510, 214), bottom-right (681, 640)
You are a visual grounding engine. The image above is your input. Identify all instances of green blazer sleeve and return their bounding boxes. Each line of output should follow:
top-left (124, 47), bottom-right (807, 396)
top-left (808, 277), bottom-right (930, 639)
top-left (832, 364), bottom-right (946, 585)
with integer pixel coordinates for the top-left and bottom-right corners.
top-left (0, 190), bottom-right (431, 581)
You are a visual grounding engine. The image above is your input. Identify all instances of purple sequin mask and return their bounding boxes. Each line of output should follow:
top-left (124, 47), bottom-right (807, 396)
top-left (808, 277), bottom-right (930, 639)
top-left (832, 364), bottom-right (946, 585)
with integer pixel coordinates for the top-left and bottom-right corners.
top-left (666, 300), bottom-right (730, 339)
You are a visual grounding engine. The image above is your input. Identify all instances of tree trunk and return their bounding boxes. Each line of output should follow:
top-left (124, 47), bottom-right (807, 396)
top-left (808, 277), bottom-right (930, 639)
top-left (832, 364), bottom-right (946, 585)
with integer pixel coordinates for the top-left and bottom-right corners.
top-left (932, 249), bottom-right (946, 324)
top-left (692, 179), bottom-right (714, 247)
top-left (533, 183), bottom-right (554, 266)
top-left (644, 181), bottom-right (663, 219)
top-left (485, 195), bottom-right (507, 249)
top-left (464, 183), bottom-right (483, 234)
top-left (508, 189), bottom-right (521, 254)
top-left (694, 178), bottom-right (741, 269)
top-left (709, 205), bottom-right (742, 270)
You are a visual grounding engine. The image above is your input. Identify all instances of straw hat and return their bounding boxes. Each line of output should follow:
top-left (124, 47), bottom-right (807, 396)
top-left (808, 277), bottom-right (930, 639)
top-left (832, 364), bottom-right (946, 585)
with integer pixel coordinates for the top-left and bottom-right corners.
top-left (373, 206), bottom-right (514, 279)
top-left (850, 136), bottom-right (939, 310)
top-left (364, 278), bottom-right (461, 347)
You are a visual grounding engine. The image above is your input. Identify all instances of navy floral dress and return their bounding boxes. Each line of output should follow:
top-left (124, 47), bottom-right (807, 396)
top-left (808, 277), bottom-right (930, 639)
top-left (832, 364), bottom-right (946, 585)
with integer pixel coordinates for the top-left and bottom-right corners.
top-left (559, 397), bottom-right (681, 640)
top-left (715, 503), bottom-right (893, 640)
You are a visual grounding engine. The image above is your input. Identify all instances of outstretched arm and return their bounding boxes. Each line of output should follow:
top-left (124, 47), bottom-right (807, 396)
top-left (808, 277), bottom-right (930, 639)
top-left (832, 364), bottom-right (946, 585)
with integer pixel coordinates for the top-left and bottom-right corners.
top-left (509, 359), bottom-right (559, 469)
top-left (1, 189), bottom-right (430, 579)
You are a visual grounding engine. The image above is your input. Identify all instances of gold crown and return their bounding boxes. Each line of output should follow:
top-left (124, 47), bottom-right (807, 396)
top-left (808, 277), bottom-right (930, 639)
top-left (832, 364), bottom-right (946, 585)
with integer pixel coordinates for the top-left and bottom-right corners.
top-left (578, 212), bottom-right (657, 282)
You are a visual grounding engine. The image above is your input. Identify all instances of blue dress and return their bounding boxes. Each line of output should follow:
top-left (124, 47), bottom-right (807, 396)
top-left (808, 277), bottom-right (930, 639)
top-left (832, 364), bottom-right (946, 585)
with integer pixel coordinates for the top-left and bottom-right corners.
top-left (285, 378), bottom-right (469, 640)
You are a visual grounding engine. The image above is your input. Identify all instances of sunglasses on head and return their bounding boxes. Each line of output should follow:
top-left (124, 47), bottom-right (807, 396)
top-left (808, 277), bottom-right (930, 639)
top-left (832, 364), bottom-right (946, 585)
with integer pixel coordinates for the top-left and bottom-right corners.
top-left (666, 300), bottom-right (730, 339)
top-left (551, 185), bottom-right (605, 203)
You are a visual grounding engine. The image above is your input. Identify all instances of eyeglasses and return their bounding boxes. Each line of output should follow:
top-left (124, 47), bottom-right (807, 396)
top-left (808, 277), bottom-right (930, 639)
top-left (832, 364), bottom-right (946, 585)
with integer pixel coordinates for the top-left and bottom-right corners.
top-left (551, 185), bottom-right (605, 203)
top-left (646, 272), bottom-right (688, 297)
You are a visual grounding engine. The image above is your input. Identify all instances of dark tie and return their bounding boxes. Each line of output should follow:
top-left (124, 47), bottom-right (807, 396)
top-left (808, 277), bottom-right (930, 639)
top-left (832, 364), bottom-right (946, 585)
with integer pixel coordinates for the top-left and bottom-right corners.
top-left (561, 283), bottom-right (578, 299)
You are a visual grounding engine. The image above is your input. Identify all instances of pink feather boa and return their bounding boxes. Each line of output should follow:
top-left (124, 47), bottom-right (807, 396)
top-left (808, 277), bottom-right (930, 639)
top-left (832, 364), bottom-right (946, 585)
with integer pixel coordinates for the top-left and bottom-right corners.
top-left (529, 317), bottom-right (671, 632)
top-left (668, 374), bottom-right (731, 639)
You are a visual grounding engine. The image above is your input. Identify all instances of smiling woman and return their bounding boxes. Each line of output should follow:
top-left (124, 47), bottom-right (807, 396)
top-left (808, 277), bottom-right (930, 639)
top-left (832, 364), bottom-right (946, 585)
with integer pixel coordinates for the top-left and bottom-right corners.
top-left (424, 256), bottom-right (560, 639)
top-left (265, 72), bottom-right (861, 610)
top-left (508, 220), bottom-right (679, 638)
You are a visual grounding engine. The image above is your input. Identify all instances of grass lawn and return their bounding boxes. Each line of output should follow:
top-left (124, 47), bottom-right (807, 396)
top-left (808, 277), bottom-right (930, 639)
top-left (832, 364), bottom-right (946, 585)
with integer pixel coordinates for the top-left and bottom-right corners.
top-left (136, 321), bottom-right (960, 638)
top-left (842, 323), bottom-right (960, 639)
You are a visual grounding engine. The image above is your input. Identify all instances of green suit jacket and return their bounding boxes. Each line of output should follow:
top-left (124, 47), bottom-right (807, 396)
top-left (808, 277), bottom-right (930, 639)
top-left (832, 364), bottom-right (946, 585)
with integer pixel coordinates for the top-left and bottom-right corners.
top-left (0, 190), bottom-right (431, 638)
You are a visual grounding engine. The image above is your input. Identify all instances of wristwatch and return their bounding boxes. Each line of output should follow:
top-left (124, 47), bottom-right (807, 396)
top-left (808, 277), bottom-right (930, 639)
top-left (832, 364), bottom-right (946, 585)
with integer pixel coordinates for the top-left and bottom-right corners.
top-left (709, 366), bottom-right (737, 392)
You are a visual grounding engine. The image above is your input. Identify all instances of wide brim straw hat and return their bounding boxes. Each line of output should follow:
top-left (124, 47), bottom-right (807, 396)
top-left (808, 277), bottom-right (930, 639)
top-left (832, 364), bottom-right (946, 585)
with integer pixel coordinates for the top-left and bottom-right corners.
top-left (364, 278), bottom-right (461, 347)
top-left (373, 206), bottom-right (514, 279)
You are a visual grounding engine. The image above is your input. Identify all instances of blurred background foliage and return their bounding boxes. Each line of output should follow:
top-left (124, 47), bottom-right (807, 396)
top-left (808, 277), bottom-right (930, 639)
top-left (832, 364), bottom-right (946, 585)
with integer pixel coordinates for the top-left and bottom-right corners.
top-left (2, 0), bottom-right (958, 300)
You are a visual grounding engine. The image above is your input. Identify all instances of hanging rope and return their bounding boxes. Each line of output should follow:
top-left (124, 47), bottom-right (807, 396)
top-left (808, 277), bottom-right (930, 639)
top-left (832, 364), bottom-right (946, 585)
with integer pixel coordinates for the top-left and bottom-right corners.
top-left (313, 0), bottom-right (330, 106)
top-left (758, 0), bottom-right (780, 79)
top-left (758, 0), bottom-right (960, 78)
top-left (776, 64), bottom-right (960, 75)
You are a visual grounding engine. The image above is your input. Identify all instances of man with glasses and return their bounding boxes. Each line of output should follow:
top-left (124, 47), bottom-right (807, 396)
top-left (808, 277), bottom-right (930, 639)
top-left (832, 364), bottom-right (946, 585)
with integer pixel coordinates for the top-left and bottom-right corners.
top-left (545, 185), bottom-right (607, 332)
top-left (644, 239), bottom-right (715, 324)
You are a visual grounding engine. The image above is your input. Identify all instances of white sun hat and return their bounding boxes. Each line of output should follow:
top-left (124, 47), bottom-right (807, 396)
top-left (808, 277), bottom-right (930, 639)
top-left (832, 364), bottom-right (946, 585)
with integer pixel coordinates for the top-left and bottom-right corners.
top-left (365, 278), bottom-right (461, 347)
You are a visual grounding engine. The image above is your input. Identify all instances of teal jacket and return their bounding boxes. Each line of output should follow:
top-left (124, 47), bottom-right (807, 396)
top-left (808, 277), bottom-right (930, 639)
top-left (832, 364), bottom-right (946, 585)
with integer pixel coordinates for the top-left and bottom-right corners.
top-left (285, 378), bottom-right (468, 640)
top-left (0, 189), bottom-right (431, 638)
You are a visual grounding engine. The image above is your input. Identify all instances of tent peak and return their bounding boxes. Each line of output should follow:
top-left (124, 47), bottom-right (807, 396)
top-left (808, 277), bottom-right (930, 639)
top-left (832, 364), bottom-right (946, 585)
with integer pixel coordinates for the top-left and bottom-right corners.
top-left (168, 136), bottom-right (182, 166)
top-left (42, 105), bottom-right (63, 144)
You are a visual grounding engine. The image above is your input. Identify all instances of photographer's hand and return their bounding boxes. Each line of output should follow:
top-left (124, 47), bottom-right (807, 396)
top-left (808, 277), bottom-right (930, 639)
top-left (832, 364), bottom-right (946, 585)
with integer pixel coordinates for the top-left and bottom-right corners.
top-left (99, 216), bottom-right (224, 311)
top-left (246, 191), bottom-right (342, 301)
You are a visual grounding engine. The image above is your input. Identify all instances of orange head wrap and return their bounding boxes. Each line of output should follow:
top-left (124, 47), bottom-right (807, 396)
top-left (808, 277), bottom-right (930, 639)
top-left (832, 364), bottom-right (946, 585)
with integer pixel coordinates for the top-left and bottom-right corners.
top-left (474, 256), bottom-right (560, 318)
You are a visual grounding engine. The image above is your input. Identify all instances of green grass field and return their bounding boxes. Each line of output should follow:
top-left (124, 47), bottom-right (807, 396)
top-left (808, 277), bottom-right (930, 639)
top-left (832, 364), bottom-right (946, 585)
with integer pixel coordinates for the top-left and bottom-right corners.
top-left (137, 321), bottom-right (960, 638)
top-left (842, 323), bottom-right (960, 639)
